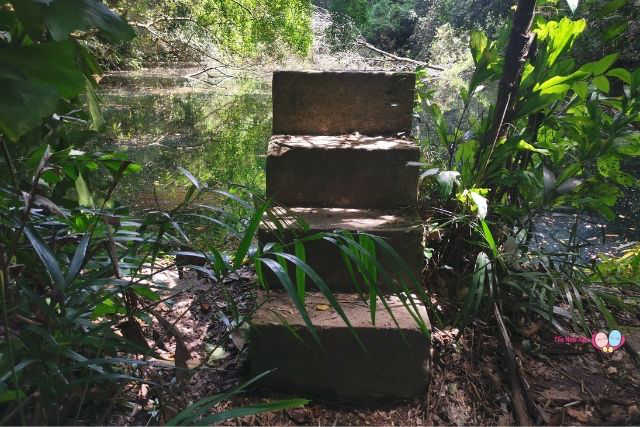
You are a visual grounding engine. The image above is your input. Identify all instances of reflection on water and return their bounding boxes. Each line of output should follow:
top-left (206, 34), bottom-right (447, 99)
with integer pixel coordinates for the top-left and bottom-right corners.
top-left (94, 72), bottom-right (272, 210)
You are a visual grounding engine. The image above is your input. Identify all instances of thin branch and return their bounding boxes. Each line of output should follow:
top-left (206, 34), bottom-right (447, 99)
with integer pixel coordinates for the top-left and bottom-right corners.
top-left (494, 303), bottom-right (537, 425)
top-left (356, 40), bottom-right (444, 71)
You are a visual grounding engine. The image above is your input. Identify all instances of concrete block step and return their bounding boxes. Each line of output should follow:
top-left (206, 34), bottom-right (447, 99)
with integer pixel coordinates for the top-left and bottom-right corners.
top-left (258, 207), bottom-right (423, 293)
top-left (249, 291), bottom-right (431, 400)
top-left (273, 71), bottom-right (415, 136)
top-left (266, 134), bottom-right (419, 209)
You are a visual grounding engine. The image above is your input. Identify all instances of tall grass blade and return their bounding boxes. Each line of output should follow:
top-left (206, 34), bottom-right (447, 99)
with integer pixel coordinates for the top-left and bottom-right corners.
top-left (234, 203), bottom-right (267, 269)
top-left (294, 240), bottom-right (306, 301)
top-left (257, 257), bottom-right (320, 345)
top-left (198, 399), bottom-right (309, 425)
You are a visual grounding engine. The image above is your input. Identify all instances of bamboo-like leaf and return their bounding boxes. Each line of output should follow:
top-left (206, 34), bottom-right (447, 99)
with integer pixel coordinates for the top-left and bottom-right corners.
top-left (65, 234), bottom-right (90, 285)
top-left (24, 225), bottom-right (66, 291)
top-left (166, 370), bottom-right (283, 426)
top-left (233, 203), bottom-right (267, 269)
top-left (177, 166), bottom-right (202, 190)
top-left (272, 251), bottom-right (365, 352)
top-left (294, 240), bottom-right (306, 301)
top-left (257, 257), bottom-right (320, 345)
top-left (198, 399), bottom-right (309, 425)
top-left (0, 359), bottom-right (36, 383)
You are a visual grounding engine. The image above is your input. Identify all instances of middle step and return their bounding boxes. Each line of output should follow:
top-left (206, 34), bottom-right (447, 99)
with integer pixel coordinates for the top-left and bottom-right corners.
top-left (259, 207), bottom-right (423, 293)
top-left (266, 134), bottom-right (420, 209)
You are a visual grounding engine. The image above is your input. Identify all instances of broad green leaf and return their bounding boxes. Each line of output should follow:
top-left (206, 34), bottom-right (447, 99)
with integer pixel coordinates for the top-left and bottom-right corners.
top-left (606, 68), bottom-right (632, 84)
top-left (535, 70), bottom-right (588, 91)
top-left (517, 140), bottom-right (550, 155)
top-left (599, 0), bottom-right (626, 16)
top-left (540, 83), bottom-right (570, 95)
top-left (0, 40), bottom-right (85, 98)
top-left (579, 53), bottom-right (619, 75)
top-left (544, 18), bottom-right (586, 66)
top-left (515, 93), bottom-right (560, 117)
top-left (572, 81), bottom-right (588, 98)
top-left (603, 21), bottom-right (627, 41)
top-left (43, 0), bottom-right (135, 43)
top-left (0, 77), bottom-right (58, 141)
top-left (470, 31), bottom-right (488, 65)
top-left (85, 77), bottom-right (104, 131)
top-left (75, 172), bottom-right (95, 208)
top-left (593, 75), bottom-right (610, 93)
top-left (614, 134), bottom-right (640, 155)
top-left (131, 285), bottom-right (160, 301)
top-left (613, 171), bottom-right (636, 186)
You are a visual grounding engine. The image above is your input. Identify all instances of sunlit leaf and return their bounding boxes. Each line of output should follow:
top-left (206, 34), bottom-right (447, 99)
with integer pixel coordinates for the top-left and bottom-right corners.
top-left (566, 0), bottom-right (579, 13)
top-left (470, 31), bottom-right (488, 65)
top-left (75, 172), bottom-right (95, 208)
top-left (606, 68), bottom-right (631, 84)
top-left (593, 75), bottom-right (610, 93)
top-left (579, 53), bottom-right (619, 75)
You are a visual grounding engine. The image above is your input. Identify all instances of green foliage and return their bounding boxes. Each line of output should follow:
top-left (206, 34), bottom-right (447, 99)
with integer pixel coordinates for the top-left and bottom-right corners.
top-left (193, 0), bottom-right (312, 56)
top-left (106, 0), bottom-right (312, 65)
top-left (417, 12), bottom-right (639, 329)
top-left (594, 244), bottom-right (640, 285)
top-left (0, 1), bottom-right (133, 141)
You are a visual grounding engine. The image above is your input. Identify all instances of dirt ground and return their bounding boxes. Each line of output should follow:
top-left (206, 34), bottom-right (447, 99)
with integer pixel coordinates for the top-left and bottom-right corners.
top-left (109, 266), bottom-right (640, 426)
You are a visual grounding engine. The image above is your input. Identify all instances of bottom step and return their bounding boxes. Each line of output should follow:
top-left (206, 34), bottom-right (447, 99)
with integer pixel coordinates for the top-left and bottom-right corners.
top-left (248, 291), bottom-right (431, 400)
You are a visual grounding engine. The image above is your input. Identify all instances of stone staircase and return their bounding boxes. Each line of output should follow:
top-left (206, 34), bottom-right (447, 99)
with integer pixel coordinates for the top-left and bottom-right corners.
top-left (249, 71), bottom-right (431, 400)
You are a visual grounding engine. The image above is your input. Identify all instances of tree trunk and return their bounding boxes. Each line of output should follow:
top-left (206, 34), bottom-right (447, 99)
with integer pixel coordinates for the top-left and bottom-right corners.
top-left (483, 0), bottom-right (537, 150)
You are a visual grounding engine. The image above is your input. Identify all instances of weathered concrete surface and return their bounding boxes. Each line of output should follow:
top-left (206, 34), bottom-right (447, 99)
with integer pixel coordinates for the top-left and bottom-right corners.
top-left (266, 135), bottom-right (420, 208)
top-left (272, 71), bottom-right (415, 136)
top-left (249, 291), bottom-right (431, 400)
top-left (258, 207), bottom-right (423, 293)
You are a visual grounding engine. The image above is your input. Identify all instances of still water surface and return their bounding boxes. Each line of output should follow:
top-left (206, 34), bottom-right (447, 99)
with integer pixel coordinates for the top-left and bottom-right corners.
top-left (96, 70), bottom-right (272, 210)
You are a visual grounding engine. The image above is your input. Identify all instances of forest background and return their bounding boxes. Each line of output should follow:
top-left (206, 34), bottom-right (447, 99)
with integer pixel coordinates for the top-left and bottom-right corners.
top-left (1, 0), bottom-right (639, 425)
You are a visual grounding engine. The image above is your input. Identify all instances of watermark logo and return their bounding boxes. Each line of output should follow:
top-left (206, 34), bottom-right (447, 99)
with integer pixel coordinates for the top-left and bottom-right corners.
top-left (591, 330), bottom-right (625, 353)
top-left (553, 330), bottom-right (626, 353)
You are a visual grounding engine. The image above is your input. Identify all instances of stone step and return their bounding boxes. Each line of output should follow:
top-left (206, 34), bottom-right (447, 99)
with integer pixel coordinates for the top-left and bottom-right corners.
top-left (249, 291), bottom-right (431, 400)
top-left (266, 134), bottom-right (420, 209)
top-left (273, 71), bottom-right (415, 136)
top-left (258, 207), bottom-right (423, 293)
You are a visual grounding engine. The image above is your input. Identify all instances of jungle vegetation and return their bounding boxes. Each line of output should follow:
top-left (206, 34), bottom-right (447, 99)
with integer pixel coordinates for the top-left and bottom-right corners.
top-left (0, 0), bottom-right (639, 424)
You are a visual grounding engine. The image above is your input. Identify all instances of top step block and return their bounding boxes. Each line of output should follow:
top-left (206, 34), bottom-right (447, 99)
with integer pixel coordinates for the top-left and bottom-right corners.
top-left (272, 71), bottom-right (416, 136)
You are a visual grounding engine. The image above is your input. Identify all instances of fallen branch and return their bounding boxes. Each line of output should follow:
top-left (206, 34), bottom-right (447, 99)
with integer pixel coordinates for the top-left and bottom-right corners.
top-left (150, 309), bottom-right (190, 383)
top-left (356, 40), bottom-right (444, 71)
top-left (494, 303), bottom-right (535, 426)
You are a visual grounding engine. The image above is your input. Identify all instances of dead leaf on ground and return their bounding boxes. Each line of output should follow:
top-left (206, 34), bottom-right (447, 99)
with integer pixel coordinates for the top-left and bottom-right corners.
top-left (566, 406), bottom-right (591, 423)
